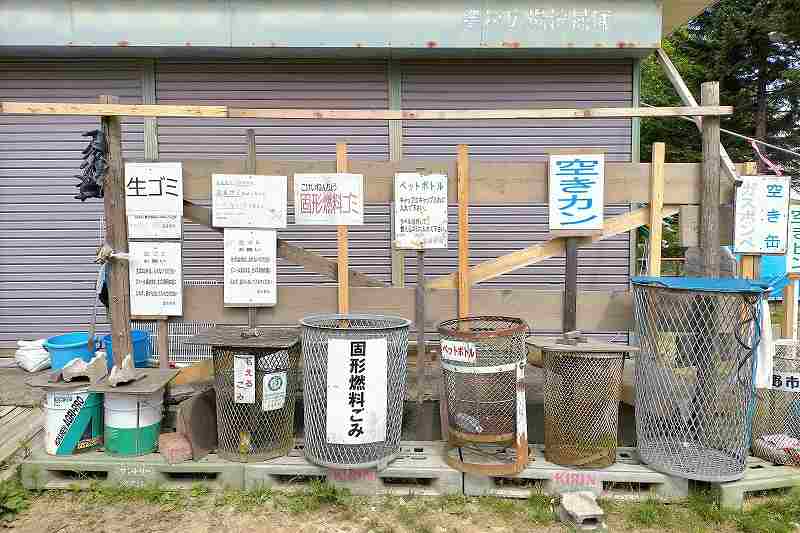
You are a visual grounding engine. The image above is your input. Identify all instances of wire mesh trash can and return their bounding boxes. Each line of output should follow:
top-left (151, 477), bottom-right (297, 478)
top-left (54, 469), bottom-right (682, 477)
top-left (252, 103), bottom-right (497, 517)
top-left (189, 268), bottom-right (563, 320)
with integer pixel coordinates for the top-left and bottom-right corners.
top-left (301, 314), bottom-right (410, 469)
top-left (752, 340), bottom-right (800, 465)
top-left (528, 334), bottom-right (638, 469)
top-left (632, 277), bottom-right (768, 482)
top-left (188, 326), bottom-right (301, 462)
top-left (438, 316), bottom-right (530, 475)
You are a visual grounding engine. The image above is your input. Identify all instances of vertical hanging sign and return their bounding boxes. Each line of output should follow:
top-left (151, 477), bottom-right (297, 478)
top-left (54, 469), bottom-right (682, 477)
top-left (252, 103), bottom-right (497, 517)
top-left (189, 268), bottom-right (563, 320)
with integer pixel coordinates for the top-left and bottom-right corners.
top-left (233, 353), bottom-right (256, 404)
top-left (223, 229), bottom-right (277, 306)
top-left (787, 204), bottom-right (800, 273)
top-left (326, 338), bottom-right (388, 444)
top-left (394, 173), bottom-right (449, 249)
top-left (128, 241), bottom-right (183, 316)
top-left (735, 175), bottom-right (790, 254)
top-left (212, 174), bottom-right (287, 229)
top-left (548, 153), bottom-right (604, 232)
top-left (293, 174), bottom-right (364, 225)
top-left (124, 162), bottom-right (183, 239)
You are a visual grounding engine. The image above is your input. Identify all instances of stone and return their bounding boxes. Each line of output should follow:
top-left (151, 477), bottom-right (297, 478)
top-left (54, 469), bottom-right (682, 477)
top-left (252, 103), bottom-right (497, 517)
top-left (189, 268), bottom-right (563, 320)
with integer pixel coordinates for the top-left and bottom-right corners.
top-left (62, 352), bottom-right (107, 384)
top-left (108, 354), bottom-right (142, 387)
top-left (159, 432), bottom-right (193, 464)
top-left (558, 491), bottom-right (606, 531)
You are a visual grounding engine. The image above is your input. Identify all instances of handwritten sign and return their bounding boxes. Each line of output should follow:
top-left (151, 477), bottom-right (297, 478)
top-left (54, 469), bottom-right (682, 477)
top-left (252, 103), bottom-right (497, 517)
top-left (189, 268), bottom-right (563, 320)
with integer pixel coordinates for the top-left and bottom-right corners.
top-left (125, 162), bottom-right (183, 239)
top-left (394, 173), bottom-right (448, 249)
top-left (440, 339), bottom-right (477, 364)
top-left (787, 205), bottom-right (800, 273)
top-left (735, 175), bottom-right (790, 254)
top-left (128, 241), bottom-right (182, 316)
top-left (548, 153), bottom-right (604, 232)
top-left (212, 174), bottom-right (287, 229)
top-left (223, 229), bottom-right (277, 306)
top-left (233, 353), bottom-right (256, 404)
top-left (326, 338), bottom-right (387, 445)
top-left (293, 173), bottom-right (364, 225)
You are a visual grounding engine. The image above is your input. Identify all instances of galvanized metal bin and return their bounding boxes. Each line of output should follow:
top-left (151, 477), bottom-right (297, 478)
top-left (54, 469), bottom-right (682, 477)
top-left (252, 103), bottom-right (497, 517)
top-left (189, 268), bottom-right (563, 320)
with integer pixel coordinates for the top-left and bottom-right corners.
top-left (301, 314), bottom-right (410, 469)
top-left (632, 276), bottom-right (768, 482)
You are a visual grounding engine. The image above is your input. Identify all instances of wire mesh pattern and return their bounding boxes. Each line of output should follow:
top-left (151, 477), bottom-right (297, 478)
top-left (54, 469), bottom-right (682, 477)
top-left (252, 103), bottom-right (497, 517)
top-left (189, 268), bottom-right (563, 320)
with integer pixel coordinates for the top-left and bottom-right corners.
top-left (301, 314), bottom-right (410, 469)
top-left (213, 344), bottom-right (301, 462)
top-left (135, 320), bottom-right (216, 367)
top-left (542, 350), bottom-right (625, 468)
top-left (632, 284), bottom-right (761, 482)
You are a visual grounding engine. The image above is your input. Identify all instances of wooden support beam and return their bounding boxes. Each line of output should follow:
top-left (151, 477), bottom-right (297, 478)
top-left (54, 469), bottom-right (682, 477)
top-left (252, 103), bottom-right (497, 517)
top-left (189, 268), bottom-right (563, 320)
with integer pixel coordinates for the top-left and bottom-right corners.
top-left (457, 145), bottom-right (470, 318)
top-left (158, 319), bottom-right (169, 369)
top-left (1, 102), bottom-right (228, 118)
top-left (564, 238), bottom-right (578, 332)
top-left (337, 142), bottom-right (350, 314)
top-left (784, 281), bottom-right (797, 339)
top-left (246, 129), bottom-right (258, 330)
top-left (99, 95), bottom-right (132, 368)
top-left (701, 82), bottom-right (722, 277)
top-left (648, 142), bottom-right (666, 276)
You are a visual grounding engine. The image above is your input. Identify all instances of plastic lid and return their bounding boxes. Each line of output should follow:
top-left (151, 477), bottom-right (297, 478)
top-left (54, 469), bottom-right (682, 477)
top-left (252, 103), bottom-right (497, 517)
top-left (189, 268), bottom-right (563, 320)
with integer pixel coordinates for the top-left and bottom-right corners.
top-left (631, 276), bottom-right (770, 294)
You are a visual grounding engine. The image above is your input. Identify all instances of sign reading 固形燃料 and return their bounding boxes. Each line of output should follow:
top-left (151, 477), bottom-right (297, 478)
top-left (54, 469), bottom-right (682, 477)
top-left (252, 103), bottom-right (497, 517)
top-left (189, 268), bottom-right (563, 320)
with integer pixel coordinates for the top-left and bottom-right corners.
top-left (326, 338), bottom-right (387, 445)
top-left (212, 174), bottom-right (287, 229)
top-left (787, 205), bottom-right (800, 273)
top-left (548, 153), bottom-right (604, 232)
top-left (233, 353), bottom-right (256, 404)
top-left (128, 241), bottom-right (182, 316)
top-left (223, 229), bottom-right (277, 307)
top-left (735, 175), bottom-right (790, 254)
top-left (293, 173), bottom-right (364, 225)
top-left (394, 173), bottom-right (448, 250)
top-left (125, 162), bottom-right (183, 239)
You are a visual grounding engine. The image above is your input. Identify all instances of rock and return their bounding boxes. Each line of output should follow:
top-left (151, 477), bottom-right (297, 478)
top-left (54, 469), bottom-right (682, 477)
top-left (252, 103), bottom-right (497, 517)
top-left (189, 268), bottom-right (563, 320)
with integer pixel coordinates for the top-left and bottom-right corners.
top-left (62, 352), bottom-right (107, 384)
top-left (108, 354), bottom-right (142, 387)
top-left (558, 491), bottom-right (606, 531)
top-left (159, 432), bottom-right (193, 464)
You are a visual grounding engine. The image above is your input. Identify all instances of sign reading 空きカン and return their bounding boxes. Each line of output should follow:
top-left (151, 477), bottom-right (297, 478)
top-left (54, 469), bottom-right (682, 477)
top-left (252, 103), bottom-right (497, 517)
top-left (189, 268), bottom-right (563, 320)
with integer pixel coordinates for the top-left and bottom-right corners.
top-left (293, 174), bottom-right (364, 225)
top-left (124, 162), bottom-right (183, 239)
top-left (128, 241), bottom-right (182, 316)
top-left (735, 175), bottom-right (790, 254)
top-left (548, 153), bottom-right (604, 232)
top-left (394, 173), bottom-right (449, 249)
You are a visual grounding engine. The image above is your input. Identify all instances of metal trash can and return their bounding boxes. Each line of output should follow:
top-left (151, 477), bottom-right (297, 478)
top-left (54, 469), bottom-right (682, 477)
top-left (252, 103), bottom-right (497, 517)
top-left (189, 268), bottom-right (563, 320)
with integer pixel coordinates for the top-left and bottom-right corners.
top-left (632, 277), bottom-right (768, 482)
top-left (752, 340), bottom-right (800, 465)
top-left (438, 316), bottom-right (529, 475)
top-left (190, 326), bottom-right (301, 462)
top-left (301, 314), bottom-right (410, 469)
top-left (529, 333), bottom-right (638, 469)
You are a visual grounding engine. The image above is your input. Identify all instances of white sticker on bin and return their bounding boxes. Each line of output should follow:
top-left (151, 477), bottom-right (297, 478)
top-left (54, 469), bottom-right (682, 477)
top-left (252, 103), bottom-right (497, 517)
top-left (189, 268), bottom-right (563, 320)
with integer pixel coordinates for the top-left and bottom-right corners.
top-left (262, 371), bottom-right (287, 412)
top-left (233, 354), bottom-right (256, 404)
top-left (440, 339), bottom-right (477, 364)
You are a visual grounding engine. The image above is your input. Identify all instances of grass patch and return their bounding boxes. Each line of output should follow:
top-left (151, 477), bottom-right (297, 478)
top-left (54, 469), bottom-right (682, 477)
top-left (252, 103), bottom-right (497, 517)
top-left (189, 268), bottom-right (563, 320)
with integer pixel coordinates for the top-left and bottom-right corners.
top-left (0, 479), bottom-right (29, 523)
top-left (78, 482), bottom-right (186, 509)
top-left (625, 498), bottom-right (674, 529)
top-left (687, 489), bottom-right (736, 525)
top-left (525, 492), bottom-right (556, 524)
top-left (735, 487), bottom-right (800, 533)
top-left (275, 480), bottom-right (352, 514)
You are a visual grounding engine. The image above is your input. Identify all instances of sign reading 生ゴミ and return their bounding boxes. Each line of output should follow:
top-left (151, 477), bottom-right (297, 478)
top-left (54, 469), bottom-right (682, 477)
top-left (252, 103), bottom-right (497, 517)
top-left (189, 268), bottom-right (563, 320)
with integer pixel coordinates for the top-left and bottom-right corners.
top-left (223, 229), bottom-right (277, 307)
top-left (293, 174), bottom-right (364, 225)
top-left (548, 153), bottom-right (604, 232)
top-left (124, 162), bottom-right (183, 239)
top-left (212, 174), bottom-right (287, 229)
top-left (128, 241), bottom-right (182, 316)
top-left (734, 175), bottom-right (790, 254)
top-left (394, 173), bottom-right (449, 250)
top-left (787, 204), bottom-right (800, 273)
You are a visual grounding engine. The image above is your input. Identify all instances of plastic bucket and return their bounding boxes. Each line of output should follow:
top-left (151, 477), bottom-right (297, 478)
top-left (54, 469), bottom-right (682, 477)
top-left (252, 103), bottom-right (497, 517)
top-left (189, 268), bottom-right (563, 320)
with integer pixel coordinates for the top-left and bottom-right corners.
top-left (44, 332), bottom-right (97, 370)
top-left (104, 390), bottom-right (163, 456)
top-left (102, 330), bottom-right (151, 371)
top-left (44, 388), bottom-right (103, 455)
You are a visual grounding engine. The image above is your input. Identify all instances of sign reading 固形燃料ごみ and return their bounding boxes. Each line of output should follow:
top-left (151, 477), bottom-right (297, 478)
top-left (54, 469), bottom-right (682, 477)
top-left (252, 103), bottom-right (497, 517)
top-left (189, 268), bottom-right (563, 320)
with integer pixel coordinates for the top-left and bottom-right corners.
top-left (734, 175), bottom-right (790, 254)
top-left (124, 162), bottom-right (183, 239)
top-left (212, 174), bottom-right (287, 229)
top-left (548, 153), bottom-right (604, 232)
top-left (394, 173), bottom-right (448, 250)
top-left (223, 229), bottom-right (277, 307)
top-left (293, 173), bottom-right (364, 225)
top-left (128, 241), bottom-right (182, 316)
top-left (326, 338), bottom-right (387, 445)
top-left (786, 205), bottom-right (800, 273)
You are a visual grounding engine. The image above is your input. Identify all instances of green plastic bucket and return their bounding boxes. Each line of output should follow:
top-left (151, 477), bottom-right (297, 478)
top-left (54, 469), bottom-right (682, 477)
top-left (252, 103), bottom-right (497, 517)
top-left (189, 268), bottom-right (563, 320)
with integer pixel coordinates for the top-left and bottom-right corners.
top-left (44, 389), bottom-right (103, 455)
top-left (104, 390), bottom-right (163, 456)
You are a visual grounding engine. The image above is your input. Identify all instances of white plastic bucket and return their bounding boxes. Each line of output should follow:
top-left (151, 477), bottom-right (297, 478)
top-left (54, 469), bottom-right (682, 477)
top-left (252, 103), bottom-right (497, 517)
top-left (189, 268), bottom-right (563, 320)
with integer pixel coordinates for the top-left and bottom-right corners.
top-left (44, 388), bottom-right (103, 455)
top-left (104, 389), bottom-right (164, 456)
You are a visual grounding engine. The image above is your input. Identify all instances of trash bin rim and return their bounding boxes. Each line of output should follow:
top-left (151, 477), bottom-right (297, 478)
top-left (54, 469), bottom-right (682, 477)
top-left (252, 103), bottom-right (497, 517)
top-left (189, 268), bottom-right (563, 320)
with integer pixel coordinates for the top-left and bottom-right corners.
top-left (300, 313), bottom-right (411, 330)
top-left (526, 337), bottom-right (638, 355)
top-left (631, 276), bottom-right (769, 294)
top-left (437, 316), bottom-right (528, 341)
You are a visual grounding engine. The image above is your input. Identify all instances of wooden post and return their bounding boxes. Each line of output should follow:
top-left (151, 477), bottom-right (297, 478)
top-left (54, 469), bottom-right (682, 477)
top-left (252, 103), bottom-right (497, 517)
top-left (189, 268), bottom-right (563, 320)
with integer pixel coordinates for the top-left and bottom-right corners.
top-left (564, 238), bottom-right (578, 333)
top-left (648, 142), bottom-right (666, 277)
top-left (784, 278), bottom-right (798, 339)
top-left (246, 129), bottom-right (258, 330)
top-left (701, 82), bottom-right (721, 277)
top-left (158, 319), bottom-right (170, 369)
top-left (457, 145), bottom-right (470, 319)
top-left (336, 142), bottom-right (350, 314)
top-left (416, 249), bottom-right (431, 440)
top-left (100, 95), bottom-right (132, 368)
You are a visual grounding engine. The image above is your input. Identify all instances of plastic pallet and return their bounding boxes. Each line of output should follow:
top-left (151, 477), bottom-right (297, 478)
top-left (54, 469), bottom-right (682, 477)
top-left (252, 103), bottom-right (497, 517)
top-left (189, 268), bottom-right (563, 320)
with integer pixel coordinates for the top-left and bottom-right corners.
top-left (717, 456), bottom-right (800, 510)
top-left (21, 446), bottom-right (243, 490)
top-left (463, 446), bottom-right (688, 501)
top-left (245, 441), bottom-right (462, 496)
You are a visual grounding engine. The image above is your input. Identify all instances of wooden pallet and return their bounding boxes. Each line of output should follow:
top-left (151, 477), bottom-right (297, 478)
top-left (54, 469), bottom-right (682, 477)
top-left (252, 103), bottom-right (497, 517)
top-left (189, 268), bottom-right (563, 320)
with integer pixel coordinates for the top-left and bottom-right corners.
top-left (717, 456), bottom-right (800, 510)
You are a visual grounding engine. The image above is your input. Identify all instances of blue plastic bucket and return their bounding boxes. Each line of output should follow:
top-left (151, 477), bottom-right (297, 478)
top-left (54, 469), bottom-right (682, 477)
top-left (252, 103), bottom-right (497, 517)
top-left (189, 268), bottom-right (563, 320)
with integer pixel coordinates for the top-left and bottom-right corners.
top-left (102, 330), bottom-right (151, 371)
top-left (44, 332), bottom-right (98, 370)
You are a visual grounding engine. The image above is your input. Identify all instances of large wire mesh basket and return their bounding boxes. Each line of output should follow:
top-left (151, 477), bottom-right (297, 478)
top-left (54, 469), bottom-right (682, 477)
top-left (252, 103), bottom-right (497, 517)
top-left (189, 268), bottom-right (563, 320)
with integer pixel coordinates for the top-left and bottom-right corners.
top-left (632, 277), bottom-right (767, 482)
top-left (301, 314), bottom-right (410, 469)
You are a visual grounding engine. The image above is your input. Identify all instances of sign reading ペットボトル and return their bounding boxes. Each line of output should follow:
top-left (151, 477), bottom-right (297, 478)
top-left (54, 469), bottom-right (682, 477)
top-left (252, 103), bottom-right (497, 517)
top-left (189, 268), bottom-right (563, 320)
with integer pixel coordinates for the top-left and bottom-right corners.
top-left (128, 241), bottom-right (182, 316)
top-left (212, 174), bottom-right (287, 229)
top-left (293, 173), bottom-right (364, 225)
top-left (124, 162), bottom-right (183, 239)
top-left (548, 154), bottom-right (604, 232)
top-left (734, 175), bottom-right (790, 254)
top-left (223, 229), bottom-right (277, 306)
top-left (394, 173), bottom-right (448, 250)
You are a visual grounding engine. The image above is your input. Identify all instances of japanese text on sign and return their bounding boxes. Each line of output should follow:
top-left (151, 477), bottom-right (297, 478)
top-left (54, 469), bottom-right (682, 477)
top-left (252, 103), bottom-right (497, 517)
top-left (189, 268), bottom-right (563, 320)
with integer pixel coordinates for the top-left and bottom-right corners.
top-left (440, 339), bottom-right (477, 364)
top-left (293, 174), bottom-right (364, 225)
top-left (463, 6), bottom-right (613, 33)
top-left (787, 205), bottom-right (800, 273)
top-left (234, 353), bottom-right (256, 404)
top-left (394, 173), bottom-right (448, 250)
top-left (773, 371), bottom-right (800, 392)
top-left (125, 162), bottom-right (183, 239)
top-left (734, 176), bottom-right (790, 254)
top-left (548, 154), bottom-right (604, 231)
top-left (128, 241), bottom-right (182, 316)
top-left (326, 338), bottom-right (388, 445)
top-left (212, 174), bottom-right (287, 229)
top-left (262, 372), bottom-right (287, 412)
top-left (224, 229), bottom-right (277, 307)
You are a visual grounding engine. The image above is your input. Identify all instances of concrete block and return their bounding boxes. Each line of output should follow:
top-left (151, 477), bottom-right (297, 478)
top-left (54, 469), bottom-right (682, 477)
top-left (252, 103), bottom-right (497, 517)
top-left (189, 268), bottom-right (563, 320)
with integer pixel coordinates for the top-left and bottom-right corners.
top-left (718, 456), bottom-right (800, 510)
top-left (158, 433), bottom-right (193, 464)
top-left (558, 491), bottom-right (606, 531)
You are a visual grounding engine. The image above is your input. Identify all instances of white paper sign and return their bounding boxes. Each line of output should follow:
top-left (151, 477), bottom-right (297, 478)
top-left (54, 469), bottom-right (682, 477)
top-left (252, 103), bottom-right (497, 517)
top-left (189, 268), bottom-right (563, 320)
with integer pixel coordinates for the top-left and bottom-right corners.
top-left (212, 174), bottom-right (287, 229)
top-left (735, 175), bottom-right (790, 254)
top-left (326, 338), bottom-right (387, 444)
top-left (394, 173), bottom-right (449, 249)
top-left (440, 339), bottom-right (477, 364)
top-left (548, 153), bottom-right (604, 231)
top-left (787, 205), bottom-right (800, 273)
top-left (224, 229), bottom-right (277, 307)
top-left (262, 371), bottom-right (287, 411)
top-left (293, 173), bottom-right (364, 225)
top-left (773, 371), bottom-right (800, 392)
top-left (125, 162), bottom-right (183, 239)
top-left (234, 354), bottom-right (256, 404)
top-left (128, 241), bottom-right (182, 316)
